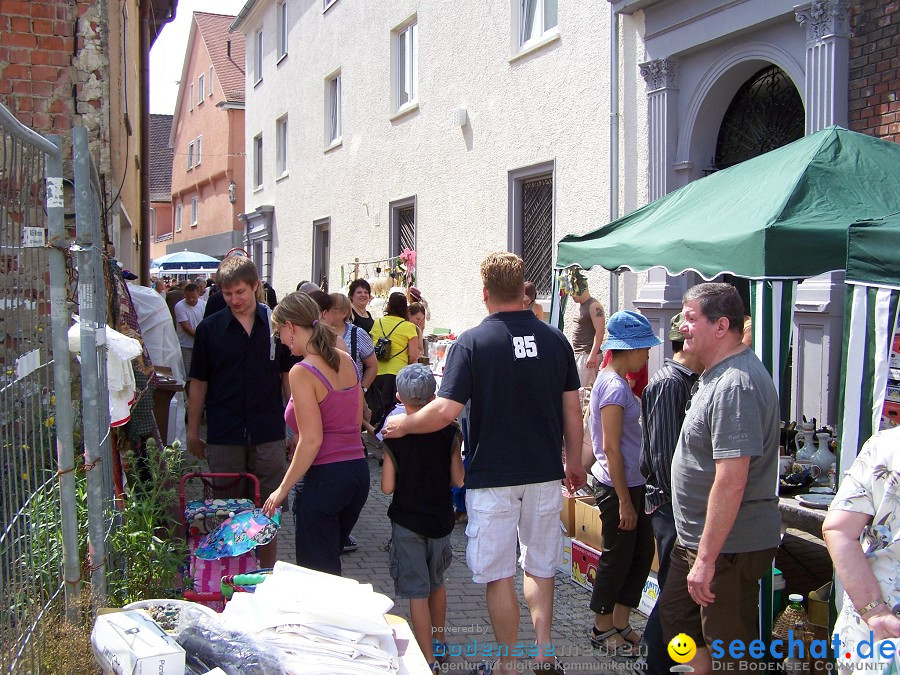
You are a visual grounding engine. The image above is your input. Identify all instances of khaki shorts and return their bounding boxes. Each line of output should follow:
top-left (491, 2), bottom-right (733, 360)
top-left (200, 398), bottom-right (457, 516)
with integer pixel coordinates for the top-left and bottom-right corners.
top-left (206, 439), bottom-right (287, 503)
top-left (464, 480), bottom-right (562, 584)
top-left (659, 543), bottom-right (777, 666)
top-left (575, 351), bottom-right (598, 388)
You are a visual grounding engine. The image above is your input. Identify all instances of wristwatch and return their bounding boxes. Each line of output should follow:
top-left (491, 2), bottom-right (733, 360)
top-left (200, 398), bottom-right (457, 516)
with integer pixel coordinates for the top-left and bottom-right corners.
top-left (857, 599), bottom-right (887, 616)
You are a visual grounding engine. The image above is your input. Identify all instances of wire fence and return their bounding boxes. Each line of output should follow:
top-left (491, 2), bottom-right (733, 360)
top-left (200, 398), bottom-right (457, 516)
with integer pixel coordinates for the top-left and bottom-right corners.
top-left (0, 104), bottom-right (113, 673)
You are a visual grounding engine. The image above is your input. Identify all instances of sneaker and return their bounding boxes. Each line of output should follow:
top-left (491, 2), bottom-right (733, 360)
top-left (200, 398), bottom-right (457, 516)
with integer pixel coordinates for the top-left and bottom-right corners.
top-left (341, 535), bottom-right (358, 553)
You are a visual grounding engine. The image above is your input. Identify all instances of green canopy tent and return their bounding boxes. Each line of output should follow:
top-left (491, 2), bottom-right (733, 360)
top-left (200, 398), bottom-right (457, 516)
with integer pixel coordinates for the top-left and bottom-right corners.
top-left (838, 213), bottom-right (900, 470)
top-left (554, 126), bottom-right (900, 639)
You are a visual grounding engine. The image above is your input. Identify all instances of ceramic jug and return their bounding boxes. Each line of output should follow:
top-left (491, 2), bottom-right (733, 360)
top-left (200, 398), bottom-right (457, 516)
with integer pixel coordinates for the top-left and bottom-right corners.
top-left (810, 433), bottom-right (836, 485)
top-left (793, 424), bottom-right (816, 462)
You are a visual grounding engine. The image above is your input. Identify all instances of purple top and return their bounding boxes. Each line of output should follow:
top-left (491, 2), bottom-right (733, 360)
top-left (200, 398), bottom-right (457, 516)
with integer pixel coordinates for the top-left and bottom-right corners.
top-left (284, 361), bottom-right (363, 466)
top-left (589, 370), bottom-right (646, 488)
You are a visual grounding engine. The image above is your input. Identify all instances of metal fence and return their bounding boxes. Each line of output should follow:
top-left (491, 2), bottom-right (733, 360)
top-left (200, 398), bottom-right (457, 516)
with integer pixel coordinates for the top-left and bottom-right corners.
top-left (0, 104), bottom-right (112, 672)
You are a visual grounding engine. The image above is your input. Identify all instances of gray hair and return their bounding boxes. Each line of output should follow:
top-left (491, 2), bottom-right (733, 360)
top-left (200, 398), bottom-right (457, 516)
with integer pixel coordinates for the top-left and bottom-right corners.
top-left (683, 283), bottom-right (744, 335)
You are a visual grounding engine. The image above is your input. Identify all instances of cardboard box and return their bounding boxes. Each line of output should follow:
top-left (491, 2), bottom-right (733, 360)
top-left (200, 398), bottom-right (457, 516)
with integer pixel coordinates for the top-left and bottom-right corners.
top-left (575, 497), bottom-right (603, 550)
top-left (636, 571), bottom-right (661, 617)
top-left (557, 533), bottom-right (573, 575)
top-left (807, 582), bottom-right (832, 627)
top-left (91, 609), bottom-right (185, 675)
top-left (560, 490), bottom-right (578, 536)
top-left (571, 539), bottom-right (601, 591)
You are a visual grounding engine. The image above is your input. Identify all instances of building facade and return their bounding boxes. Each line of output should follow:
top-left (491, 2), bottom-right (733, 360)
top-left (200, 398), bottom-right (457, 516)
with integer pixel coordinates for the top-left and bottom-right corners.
top-left (231, 0), bottom-right (643, 328)
top-left (0, 0), bottom-right (176, 278)
top-left (149, 113), bottom-right (174, 261)
top-left (168, 12), bottom-right (247, 260)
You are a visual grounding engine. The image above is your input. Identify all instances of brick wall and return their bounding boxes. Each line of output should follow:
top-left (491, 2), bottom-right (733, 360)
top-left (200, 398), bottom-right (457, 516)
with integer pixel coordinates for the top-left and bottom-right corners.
top-left (849, 0), bottom-right (900, 142)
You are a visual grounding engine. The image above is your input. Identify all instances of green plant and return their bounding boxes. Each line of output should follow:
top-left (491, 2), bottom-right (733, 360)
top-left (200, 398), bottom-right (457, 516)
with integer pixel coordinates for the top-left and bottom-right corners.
top-left (107, 438), bottom-right (188, 605)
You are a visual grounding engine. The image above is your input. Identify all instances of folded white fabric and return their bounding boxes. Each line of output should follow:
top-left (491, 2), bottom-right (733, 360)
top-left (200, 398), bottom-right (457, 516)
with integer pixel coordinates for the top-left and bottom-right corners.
top-left (220, 562), bottom-right (401, 674)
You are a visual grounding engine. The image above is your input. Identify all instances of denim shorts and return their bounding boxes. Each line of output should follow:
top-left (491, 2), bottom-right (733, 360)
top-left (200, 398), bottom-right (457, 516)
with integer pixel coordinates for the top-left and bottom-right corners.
top-left (389, 521), bottom-right (453, 599)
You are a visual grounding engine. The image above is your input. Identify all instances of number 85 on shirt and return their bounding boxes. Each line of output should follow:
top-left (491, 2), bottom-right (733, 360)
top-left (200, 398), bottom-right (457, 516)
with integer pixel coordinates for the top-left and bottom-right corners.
top-left (511, 335), bottom-right (539, 360)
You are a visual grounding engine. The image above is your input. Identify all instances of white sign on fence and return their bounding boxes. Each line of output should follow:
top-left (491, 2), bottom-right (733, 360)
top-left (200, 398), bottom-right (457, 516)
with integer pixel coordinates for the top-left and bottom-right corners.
top-left (22, 227), bottom-right (46, 248)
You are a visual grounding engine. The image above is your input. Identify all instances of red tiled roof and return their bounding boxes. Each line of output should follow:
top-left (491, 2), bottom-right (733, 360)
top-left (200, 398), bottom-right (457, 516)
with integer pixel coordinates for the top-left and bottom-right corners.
top-left (194, 12), bottom-right (246, 104)
top-left (149, 114), bottom-right (173, 201)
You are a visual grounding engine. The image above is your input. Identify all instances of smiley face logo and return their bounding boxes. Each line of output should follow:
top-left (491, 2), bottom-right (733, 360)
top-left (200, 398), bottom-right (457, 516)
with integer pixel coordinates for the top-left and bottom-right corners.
top-left (667, 633), bottom-right (697, 664)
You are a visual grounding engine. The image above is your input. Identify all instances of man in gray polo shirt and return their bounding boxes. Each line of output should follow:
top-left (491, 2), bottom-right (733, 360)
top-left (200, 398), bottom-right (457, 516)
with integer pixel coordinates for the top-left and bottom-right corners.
top-left (658, 283), bottom-right (781, 674)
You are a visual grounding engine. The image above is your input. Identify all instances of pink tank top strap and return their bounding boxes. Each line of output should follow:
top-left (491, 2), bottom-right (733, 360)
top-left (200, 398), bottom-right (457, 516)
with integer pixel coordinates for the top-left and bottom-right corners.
top-left (299, 361), bottom-right (333, 391)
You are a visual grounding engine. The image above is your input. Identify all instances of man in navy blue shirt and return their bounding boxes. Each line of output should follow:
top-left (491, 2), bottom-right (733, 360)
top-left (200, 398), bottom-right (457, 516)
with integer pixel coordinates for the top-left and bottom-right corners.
top-left (187, 256), bottom-right (293, 568)
top-left (384, 252), bottom-right (586, 674)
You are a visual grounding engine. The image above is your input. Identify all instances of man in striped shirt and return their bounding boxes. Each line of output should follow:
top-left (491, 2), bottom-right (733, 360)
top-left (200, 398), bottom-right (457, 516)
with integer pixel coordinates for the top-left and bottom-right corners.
top-left (639, 312), bottom-right (702, 675)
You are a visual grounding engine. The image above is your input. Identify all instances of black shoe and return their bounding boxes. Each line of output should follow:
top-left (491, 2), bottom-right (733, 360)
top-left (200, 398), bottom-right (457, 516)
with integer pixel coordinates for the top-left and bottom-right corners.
top-left (341, 535), bottom-right (358, 554)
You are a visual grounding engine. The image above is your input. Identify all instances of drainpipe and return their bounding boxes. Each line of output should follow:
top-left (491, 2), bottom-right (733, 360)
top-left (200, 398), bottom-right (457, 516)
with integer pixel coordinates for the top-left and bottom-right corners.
top-left (139, 3), bottom-right (152, 286)
top-left (608, 4), bottom-right (620, 314)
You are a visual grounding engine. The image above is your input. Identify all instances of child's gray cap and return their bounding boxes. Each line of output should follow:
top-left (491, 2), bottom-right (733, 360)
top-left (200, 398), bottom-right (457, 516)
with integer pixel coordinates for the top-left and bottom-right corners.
top-left (396, 364), bottom-right (436, 405)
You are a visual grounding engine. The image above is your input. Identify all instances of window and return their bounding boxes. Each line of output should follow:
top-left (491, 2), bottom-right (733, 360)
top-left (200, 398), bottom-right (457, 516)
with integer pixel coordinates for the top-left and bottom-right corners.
top-left (508, 162), bottom-right (554, 296)
top-left (189, 83), bottom-right (194, 110)
top-left (277, 0), bottom-right (288, 60)
top-left (198, 74), bottom-right (205, 102)
top-left (312, 218), bottom-right (331, 291)
top-left (327, 73), bottom-right (341, 145)
top-left (195, 136), bottom-right (202, 166)
top-left (395, 20), bottom-right (418, 110)
top-left (253, 30), bottom-right (263, 84)
top-left (191, 197), bottom-right (199, 226)
top-left (519, 0), bottom-right (557, 48)
top-left (187, 141), bottom-right (194, 169)
top-left (389, 197), bottom-right (416, 258)
top-left (253, 134), bottom-right (263, 189)
top-left (209, 66), bottom-right (214, 96)
top-left (150, 207), bottom-right (156, 240)
top-left (175, 204), bottom-right (183, 232)
top-left (276, 115), bottom-right (288, 175)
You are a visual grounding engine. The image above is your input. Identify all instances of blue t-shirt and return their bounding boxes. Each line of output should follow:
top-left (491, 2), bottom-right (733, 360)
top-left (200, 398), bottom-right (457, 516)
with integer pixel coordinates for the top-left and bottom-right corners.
top-left (438, 310), bottom-right (580, 489)
top-left (590, 370), bottom-right (645, 488)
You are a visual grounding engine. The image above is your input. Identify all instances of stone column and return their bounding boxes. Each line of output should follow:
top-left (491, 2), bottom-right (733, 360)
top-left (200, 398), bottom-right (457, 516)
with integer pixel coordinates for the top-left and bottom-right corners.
top-left (795, 0), bottom-right (850, 131)
top-left (633, 59), bottom-right (687, 372)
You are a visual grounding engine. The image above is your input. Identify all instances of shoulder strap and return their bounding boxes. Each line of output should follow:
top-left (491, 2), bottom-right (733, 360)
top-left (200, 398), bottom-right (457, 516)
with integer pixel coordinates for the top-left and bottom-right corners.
top-left (350, 324), bottom-right (358, 362)
top-left (384, 318), bottom-right (403, 339)
top-left (299, 361), bottom-right (334, 391)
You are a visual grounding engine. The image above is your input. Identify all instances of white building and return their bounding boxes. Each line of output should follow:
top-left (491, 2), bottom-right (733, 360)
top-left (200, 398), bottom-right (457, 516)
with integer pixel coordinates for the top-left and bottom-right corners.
top-left (230, 0), bottom-right (645, 333)
top-left (232, 0), bottom-right (851, 424)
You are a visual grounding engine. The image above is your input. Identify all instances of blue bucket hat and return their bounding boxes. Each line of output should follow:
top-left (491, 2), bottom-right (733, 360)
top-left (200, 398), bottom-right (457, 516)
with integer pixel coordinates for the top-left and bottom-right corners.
top-left (601, 310), bottom-right (662, 351)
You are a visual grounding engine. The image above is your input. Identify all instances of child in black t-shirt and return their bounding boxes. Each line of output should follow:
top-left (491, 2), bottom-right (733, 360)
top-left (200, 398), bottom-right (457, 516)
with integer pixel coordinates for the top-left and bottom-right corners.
top-left (381, 364), bottom-right (464, 672)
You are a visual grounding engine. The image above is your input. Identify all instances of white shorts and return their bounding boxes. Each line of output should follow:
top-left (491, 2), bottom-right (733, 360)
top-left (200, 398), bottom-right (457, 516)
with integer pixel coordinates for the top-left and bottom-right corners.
top-left (464, 480), bottom-right (563, 584)
top-left (575, 351), bottom-right (598, 388)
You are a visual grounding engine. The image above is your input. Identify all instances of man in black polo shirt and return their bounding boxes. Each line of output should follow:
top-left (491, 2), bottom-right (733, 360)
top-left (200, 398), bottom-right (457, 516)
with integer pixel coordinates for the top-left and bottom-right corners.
top-left (383, 252), bottom-right (586, 674)
top-left (187, 256), bottom-right (293, 569)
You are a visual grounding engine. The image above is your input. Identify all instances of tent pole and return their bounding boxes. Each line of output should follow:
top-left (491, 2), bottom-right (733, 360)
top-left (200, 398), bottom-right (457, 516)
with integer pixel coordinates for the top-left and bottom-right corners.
top-left (609, 4), bottom-right (620, 314)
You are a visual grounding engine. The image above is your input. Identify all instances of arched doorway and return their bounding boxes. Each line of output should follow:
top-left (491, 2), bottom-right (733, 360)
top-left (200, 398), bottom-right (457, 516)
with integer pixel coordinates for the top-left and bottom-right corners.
top-left (713, 65), bottom-right (804, 171)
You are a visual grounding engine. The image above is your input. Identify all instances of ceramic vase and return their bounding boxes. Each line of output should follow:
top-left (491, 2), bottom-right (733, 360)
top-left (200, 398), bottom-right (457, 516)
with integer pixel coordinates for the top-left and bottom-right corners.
top-left (810, 433), bottom-right (836, 485)
top-left (794, 427), bottom-right (816, 462)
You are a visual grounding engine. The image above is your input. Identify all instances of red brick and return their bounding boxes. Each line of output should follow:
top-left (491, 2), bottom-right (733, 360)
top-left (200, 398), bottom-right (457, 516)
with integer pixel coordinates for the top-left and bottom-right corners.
top-left (31, 65), bottom-right (59, 82)
top-left (32, 18), bottom-right (53, 35)
top-left (1, 64), bottom-right (30, 79)
top-left (35, 35), bottom-right (66, 51)
top-left (48, 51), bottom-right (70, 67)
top-left (48, 98), bottom-right (70, 114)
top-left (0, 0), bottom-right (32, 16)
top-left (30, 50), bottom-right (50, 66)
top-left (52, 20), bottom-right (70, 37)
top-left (32, 112), bottom-right (51, 129)
top-left (28, 3), bottom-right (54, 20)
top-left (13, 111), bottom-right (33, 127)
top-left (52, 115), bottom-right (72, 132)
top-left (32, 96), bottom-right (48, 112)
top-left (0, 80), bottom-right (10, 94)
top-left (31, 81), bottom-right (52, 97)
top-left (3, 32), bottom-right (36, 48)
top-left (11, 79), bottom-right (31, 94)
top-left (9, 15), bottom-right (29, 31)
top-left (16, 96), bottom-right (32, 112)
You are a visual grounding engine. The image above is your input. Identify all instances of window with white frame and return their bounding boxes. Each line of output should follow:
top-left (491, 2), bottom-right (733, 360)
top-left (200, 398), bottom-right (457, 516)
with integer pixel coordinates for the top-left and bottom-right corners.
top-left (195, 136), bottom-right (202, 165)
top-left (276, 115), bottom-right (288, 175)
top-left (390, 197), bottom-right (416, 258)
top-left (327, 73), bottom-right (341, 145)
top-left (189, 83), bottom-right (194, 110)
top-left (509, 162), bottom-right (554, 297)
top-left (253, 29), bottom-right (263, 83)
top-left (395, 20), bottom-right (417, 110)
top-left (277, 0), bottom-right (288, 60)
top-left (175, 204), bottom-right (183, 232)
top-left (519, 0), bottom-right (557, 48)
top-left (198, 74), bottom-right (205, 101)
top-left (191, 197), bottom-right (198, 226)
top-left (209, 66), bottom-right (214, 95)
top-left (253, 134), bottom-right (263, 189)
top-left (187, 141), bottom-right (194, 169)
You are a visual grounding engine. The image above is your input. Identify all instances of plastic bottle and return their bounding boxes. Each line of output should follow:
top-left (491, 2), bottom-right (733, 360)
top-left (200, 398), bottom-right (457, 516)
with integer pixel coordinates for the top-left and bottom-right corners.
top-left (782, 595), bottom-right (809, 672)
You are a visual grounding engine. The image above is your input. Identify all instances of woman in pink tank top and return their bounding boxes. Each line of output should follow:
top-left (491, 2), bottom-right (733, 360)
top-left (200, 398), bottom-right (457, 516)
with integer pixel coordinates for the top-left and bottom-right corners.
top-left (263, 292), bottom-right (369, 575)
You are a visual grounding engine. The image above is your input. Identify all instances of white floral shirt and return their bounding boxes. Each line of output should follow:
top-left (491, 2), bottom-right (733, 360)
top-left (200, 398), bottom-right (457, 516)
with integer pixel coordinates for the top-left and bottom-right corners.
top-left (829, 426), bottom-right (900, 666)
